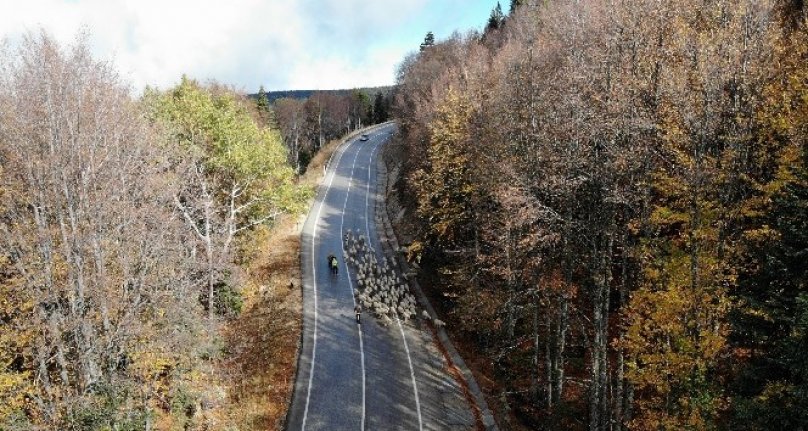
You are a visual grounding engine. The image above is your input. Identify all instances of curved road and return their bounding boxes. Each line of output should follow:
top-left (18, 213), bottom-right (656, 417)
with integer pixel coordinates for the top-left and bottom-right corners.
top-left (286, 125), bottom-right (475, 430)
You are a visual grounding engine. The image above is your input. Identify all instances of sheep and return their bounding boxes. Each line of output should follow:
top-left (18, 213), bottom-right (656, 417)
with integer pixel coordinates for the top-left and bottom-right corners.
top-left (347, 237), bottom-right (421, 326)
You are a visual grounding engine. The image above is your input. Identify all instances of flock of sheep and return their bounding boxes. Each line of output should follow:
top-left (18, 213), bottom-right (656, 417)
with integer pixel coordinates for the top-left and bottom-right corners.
top-left (343, 229), bottom-right (420, 326)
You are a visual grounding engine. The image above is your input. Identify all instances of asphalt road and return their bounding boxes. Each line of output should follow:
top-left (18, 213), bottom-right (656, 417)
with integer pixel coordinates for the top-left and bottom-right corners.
top-left (286, 125), bottom-right (475, 431)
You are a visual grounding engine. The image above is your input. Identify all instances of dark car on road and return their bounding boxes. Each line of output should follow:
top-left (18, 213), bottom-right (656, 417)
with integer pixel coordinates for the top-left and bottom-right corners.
top-left (360, 134), bottom-right (369, 141)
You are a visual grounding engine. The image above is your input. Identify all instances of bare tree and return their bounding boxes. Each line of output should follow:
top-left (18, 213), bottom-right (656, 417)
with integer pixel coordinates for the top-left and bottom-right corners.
top-left (0, 32), bottom-right (207, 428)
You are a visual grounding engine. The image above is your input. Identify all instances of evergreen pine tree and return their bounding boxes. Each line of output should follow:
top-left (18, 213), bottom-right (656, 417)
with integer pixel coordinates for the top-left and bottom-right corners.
top-left (487, 2), bottom-right (505, 31)
top-left (420, 31), bottom-right (435, 51)
top-left (372, 92), bottom-right (387, 124)
top-left (256, 85), bottom-right (278, 129)
top-left (257, 85), bottom-right (270, 113)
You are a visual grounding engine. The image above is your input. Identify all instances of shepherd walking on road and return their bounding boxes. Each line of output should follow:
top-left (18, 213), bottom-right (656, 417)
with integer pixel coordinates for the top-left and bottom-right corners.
top-left (327, 253), bottom-right (338, 275)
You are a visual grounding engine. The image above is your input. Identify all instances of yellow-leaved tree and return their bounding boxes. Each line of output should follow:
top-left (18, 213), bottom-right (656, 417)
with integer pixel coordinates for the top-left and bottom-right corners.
top-left (414, 89), bottom-right (478, 249)
top-left (144, 77), bottom-right (311, 319)
top-left (0, 169), bottom-right (33, 425)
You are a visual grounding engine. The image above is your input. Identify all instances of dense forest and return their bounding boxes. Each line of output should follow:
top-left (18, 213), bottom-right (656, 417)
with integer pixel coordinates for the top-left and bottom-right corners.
top-left (393, 0), bottom-right (807, 430)
top-left (0, 34), bottom-right (311, 429)
top-left (0, 28), bottom-right (394, 428)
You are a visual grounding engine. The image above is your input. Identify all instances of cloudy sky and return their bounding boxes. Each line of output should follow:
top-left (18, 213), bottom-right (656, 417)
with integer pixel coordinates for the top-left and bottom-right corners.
top-left (0, 0), bottom-right (497, 92)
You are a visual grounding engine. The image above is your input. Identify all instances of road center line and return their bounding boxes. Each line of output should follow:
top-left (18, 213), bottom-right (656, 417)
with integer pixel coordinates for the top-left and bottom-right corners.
top-left (301, 138), bottom-right (354, 430)
top-left (364, 131), bottom-right (424, 431)
top-left (338, 142), bottom-right (367, 431)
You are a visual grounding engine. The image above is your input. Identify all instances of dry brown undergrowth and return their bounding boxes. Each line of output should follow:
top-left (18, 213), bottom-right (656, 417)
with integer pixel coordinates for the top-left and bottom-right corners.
top-left (208, 131), bottom-right (365, 430)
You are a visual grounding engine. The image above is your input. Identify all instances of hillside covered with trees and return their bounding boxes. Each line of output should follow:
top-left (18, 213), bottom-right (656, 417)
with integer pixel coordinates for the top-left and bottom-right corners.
top-left (249, 86), bottom-right (392, 104)
top-left (393, 0), bottom-right (807, 429)
top-left (258, 86), bottom-right (391, 173)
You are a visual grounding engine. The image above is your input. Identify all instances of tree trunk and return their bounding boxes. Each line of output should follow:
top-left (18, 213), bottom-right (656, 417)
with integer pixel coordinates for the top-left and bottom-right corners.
top-left (591, 233), bottom-right (613, 431)
top-left (590, 283), bottom-right (603, 431)
top-left (601, 235), bottom-right (614, 431)
top-left (533, 294), bottom-right (541, 401)
top-left (506, 225), bottom-right (516, 341)
top-left (205, 197), bottom-right (215, 319)
top-left (554, 293), bottom-right (568, 404)
top-left (614, 224), bottom-right (633, 431)
top-left (545, 305), bottom-right (554, 409)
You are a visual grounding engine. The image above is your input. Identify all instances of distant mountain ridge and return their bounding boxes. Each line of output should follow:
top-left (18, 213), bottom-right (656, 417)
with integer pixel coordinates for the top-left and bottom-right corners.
top-left (249, 85), bottom-right (394, 103)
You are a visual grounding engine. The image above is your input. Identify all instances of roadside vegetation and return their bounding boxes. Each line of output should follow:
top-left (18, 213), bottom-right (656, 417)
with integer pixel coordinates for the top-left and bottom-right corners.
top-left (393, 1), bottom-right (807, 429)
top-left (0, 31), bottom-right (385, 430)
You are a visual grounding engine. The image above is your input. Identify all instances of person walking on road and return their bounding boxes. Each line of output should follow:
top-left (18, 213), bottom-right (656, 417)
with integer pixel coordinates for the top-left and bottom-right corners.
top-left (327, 253), bottom-right (338, 275)
top-left (330, 255), bottom-right (339, 275)
top-left (354, 305), bottom-right (361, 324)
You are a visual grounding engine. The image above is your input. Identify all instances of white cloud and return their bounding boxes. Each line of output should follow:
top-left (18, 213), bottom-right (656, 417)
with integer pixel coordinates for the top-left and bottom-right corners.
top-left (0, 0), bottom-right (479, 92)
top-left (0, 0), bottom-right (426, 91)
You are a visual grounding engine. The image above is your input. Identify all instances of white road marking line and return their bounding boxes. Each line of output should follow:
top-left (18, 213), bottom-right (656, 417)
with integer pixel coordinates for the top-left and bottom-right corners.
top-left (339, 144), bottom-right (367, 431)
top-left (364, 130), bottom-right (424, 431)
top-left (396, 316), bottom-right (423, 431)
top-left (302, 139), bottom-right (354, 430)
